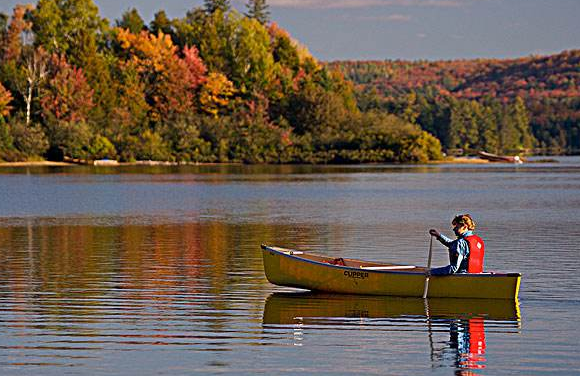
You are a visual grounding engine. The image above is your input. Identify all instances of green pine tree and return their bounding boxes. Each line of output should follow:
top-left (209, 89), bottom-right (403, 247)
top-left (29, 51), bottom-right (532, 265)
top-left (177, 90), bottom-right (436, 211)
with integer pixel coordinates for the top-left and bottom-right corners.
top-left (150, 10), bottom-right (173, 36)
top-left (116, 8), bottom-right (145, 34)
top-left (245, 0), bottom-right (270, 25)
top-left (511, 97), bottom-right (535, 151)
top-left (479, 105), bottom-right (499, 153)
top-left (204, 0), bottom-right (231, 14)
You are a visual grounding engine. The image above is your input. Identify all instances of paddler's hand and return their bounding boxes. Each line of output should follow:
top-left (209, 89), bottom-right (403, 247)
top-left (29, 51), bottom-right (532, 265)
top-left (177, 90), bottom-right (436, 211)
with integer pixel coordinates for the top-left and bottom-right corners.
top-left (429, 229), bottom-right (440, 238)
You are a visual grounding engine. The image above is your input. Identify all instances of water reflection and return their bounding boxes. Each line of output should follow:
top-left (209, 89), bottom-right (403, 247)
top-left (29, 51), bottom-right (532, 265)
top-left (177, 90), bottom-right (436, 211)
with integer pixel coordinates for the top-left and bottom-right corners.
top-left (2, 160), bottom-right (580, 374)
top-left (0, 222), bottom-right (275, 368)
top-left (263, 293), bottom-right (521, 374)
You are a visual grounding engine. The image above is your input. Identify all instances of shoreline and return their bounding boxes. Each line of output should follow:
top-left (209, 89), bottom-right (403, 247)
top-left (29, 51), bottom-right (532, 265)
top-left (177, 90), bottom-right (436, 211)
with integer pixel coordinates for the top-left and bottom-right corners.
top-left (0, 160), bottom-right (242, 167)
top-left (0, 161), bottom-right (76, 167)
top-left (0, 158), bottom-right (489, 167)
top-left (0, 156), bottom-right (561, 167)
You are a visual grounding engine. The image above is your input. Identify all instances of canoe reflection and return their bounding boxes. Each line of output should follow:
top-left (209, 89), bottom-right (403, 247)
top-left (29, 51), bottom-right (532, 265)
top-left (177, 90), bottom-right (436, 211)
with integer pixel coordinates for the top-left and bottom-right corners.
top-left (263, 293), bottom-right (521, 374)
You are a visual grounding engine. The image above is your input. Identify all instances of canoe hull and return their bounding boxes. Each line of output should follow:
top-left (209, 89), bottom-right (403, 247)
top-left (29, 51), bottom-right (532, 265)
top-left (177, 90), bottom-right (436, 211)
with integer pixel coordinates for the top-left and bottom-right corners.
top-left (478, 151), bottom-right (523, 163)
top-left (262, 245), bottom-right (521, 299)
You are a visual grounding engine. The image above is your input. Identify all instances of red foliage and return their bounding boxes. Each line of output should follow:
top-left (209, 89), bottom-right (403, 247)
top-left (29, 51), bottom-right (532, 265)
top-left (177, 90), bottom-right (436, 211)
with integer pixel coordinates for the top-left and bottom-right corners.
top-left (116, 29), bottom-right (209, 119)
top-left (40, 54), bottom-right (95, 123)
top-left (329, 50), bottom-right (580, 103)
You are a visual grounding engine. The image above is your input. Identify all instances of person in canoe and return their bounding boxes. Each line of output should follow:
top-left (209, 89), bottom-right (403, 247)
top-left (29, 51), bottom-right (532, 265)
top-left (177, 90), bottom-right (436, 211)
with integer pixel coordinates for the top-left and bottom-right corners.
top-left (428, 214), bottom-right (485, 275)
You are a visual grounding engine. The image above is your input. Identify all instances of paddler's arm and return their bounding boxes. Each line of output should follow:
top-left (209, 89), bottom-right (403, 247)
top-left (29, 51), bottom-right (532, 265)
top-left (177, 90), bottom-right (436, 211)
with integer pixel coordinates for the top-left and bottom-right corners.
top-left (429, 229), bottom-right (453, 247)
top-left (428, 238), bottom-right (468, 276)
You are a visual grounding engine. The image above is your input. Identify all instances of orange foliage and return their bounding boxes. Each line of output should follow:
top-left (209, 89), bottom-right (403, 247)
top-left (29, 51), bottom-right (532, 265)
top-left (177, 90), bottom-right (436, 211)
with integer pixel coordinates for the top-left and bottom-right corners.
top-left (2, 4), bottom-right (34, 61)
top-left (0, 82), bottom-right (13, 117)
top-left (268, 22), bottom-right (290, 40)
top-left (117, 29), bottom-right (177, 73)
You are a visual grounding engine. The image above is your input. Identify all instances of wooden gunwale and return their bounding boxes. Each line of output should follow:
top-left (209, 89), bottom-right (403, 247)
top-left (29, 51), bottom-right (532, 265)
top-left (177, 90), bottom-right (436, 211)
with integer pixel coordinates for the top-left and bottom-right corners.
top-left (263, 245), bottom-right (520, 278)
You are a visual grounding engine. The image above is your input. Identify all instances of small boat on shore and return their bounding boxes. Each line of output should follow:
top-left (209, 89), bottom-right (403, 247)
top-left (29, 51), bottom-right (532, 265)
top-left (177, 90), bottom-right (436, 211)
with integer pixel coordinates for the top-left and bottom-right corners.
top-left (261, 245), bottom-right (521, 299)
top-left (477, 151), bottom-right (524, 164)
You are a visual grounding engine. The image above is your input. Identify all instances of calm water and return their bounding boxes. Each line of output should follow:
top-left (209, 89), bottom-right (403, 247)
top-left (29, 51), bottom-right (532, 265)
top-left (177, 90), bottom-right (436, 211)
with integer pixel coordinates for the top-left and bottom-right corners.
top-left (1, 158), bottom-right (580, 375)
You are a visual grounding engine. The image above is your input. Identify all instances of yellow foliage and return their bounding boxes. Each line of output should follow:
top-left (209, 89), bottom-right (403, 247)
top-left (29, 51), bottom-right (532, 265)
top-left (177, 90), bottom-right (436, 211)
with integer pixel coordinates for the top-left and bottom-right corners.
top-left (116, 28), bottom-right (177, 73)
top-left (199, 73), bottom-right (235, 117)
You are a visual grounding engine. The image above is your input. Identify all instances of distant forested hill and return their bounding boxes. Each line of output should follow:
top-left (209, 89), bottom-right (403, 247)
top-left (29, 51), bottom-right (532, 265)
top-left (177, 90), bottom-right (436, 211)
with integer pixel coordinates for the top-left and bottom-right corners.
top-left (329, 50), bottom-right (580, 153)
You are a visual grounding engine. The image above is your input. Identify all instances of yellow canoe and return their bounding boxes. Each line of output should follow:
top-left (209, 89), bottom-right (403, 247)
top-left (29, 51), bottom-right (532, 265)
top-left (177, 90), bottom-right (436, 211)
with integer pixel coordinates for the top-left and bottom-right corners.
top-left (262, 244), bottom-right (521, 299)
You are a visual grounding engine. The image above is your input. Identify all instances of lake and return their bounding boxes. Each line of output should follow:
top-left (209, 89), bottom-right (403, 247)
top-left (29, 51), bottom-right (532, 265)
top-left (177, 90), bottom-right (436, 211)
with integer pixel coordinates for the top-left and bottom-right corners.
top-left (1, 158), bottom-right (579, 375)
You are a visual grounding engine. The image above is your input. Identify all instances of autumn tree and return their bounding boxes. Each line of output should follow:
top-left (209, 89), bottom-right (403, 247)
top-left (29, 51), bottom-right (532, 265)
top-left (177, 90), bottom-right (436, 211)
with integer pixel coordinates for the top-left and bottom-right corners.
top-left (199, 72), bottom-right (235, 117)
top-left (39, 57), bottom-right (95, 160)
top-left (174, 10), bottom-right (275, 95)
top-left (1, 4), bottom-right (34, 62)
top-left (0, 7), bottom-right (47, 128)
top-left (40, 54), bottom-right (95, 159)
top-left (269, 23), bottom-right (300, 71)
top-left (41, 54), bottom-right (94, 124)
top-left (116, 29), bottom-right (207, 121)
top-left (107, 65), bottom-right (149, 160)
top-left (0, 82), bottom-right (13, 119)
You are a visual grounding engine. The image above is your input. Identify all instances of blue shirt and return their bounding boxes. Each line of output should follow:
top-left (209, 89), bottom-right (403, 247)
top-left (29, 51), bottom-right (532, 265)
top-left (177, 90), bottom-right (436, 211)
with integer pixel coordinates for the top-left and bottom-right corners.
top-left (431, 230), bottom-right (474, 275)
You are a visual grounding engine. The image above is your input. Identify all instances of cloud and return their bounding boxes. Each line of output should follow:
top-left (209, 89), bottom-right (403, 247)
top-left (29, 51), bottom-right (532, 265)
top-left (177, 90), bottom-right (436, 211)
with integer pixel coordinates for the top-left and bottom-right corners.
top-left (387, 14), bottom-right (413, 21)
top-left (267, 0), bottom-right (465, 9)
top-left (360, 14), bottom-right (413, 21)
top-left (331, 12), bottom-right (412, 22)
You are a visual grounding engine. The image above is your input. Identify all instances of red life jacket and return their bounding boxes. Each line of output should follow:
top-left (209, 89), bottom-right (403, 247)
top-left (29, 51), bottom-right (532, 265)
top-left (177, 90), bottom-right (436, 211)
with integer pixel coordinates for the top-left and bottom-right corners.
top-left (465, 235), bottom-right (485, 273)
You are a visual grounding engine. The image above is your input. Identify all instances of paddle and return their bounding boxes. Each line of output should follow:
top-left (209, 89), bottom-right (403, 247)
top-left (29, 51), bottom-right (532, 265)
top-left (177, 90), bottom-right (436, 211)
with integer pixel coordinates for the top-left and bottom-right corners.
top-left (422, 235), bottom-right (434, 299)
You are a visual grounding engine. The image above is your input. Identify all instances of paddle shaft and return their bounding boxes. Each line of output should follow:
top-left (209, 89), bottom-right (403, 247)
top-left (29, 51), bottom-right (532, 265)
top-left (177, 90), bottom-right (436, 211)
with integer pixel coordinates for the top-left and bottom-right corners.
top-left (422, 235), bottom-right (434, 299)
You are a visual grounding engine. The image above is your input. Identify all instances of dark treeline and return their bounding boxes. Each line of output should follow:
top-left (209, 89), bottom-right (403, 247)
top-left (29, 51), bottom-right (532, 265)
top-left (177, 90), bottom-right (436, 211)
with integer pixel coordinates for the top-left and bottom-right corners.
top-left (0, 0), bottom-right (442, 164)
top-left (330, 51), bottom-right (580, 154)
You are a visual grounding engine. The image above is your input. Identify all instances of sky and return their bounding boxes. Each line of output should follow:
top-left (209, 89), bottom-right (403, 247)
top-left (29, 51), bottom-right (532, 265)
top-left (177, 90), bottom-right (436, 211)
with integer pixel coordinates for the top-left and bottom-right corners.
top-left (1, 0), bottom-right (579, 61)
